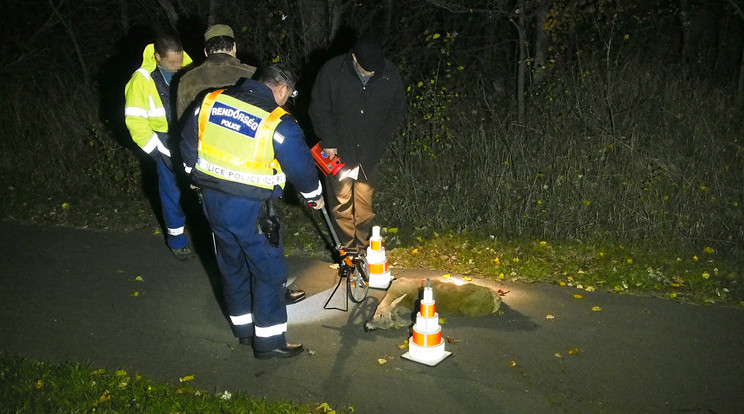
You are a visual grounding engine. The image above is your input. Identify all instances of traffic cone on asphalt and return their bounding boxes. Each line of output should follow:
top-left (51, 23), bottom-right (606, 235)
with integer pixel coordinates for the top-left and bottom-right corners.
top-left (366, 226), bottom-right (393, 289)
top-left (402, 278), bottom-right (452, 366)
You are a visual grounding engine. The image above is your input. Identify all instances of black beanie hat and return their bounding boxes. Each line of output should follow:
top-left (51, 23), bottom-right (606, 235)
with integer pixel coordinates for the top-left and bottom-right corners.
top-left (352, 34), bottom-right (384, 72)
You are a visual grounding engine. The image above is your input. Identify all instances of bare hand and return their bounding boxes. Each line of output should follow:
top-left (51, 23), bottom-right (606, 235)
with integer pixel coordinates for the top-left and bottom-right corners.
top-left (308, 197), bottom-right (325, 210)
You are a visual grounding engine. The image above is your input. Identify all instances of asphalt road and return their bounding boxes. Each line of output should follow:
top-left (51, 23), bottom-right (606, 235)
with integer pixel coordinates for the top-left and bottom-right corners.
top-left (1, 220), bottom-right (743, 413)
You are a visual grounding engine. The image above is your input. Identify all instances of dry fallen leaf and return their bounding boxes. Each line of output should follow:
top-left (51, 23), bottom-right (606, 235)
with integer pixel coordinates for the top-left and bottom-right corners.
top-left (135, 276), bottom-right (143, 282)
top-left (131, 291), bottom-right (139, 297)
top-left (591, 306), bottom-right (602, 312)
top-left (377, 358), bottom-right (388, 365)
top-left (568, 348), bottom-right (580, 355)
top-left (179, 375), bottom-right (195, 382)
top-left (497, 289), bottom-right (510, 296)
top-left (554, 353), bottom-right (563, 358)
top-left (464, 276), bottom-right (472, 281)
top-left (546, 314), bottom-right (555, 320)
top-left (573, 294), bottom-right (583, 299)
top-left (442, 274), bottom-right (451, 278)
top-left (439, 317), bottom-right (446, 325)
top-left (508, 360), bottom-right (517, 367)
top-left (397, 340), bottom-right (408, 349)
top-left (99, 390), bottom-right (111, 403)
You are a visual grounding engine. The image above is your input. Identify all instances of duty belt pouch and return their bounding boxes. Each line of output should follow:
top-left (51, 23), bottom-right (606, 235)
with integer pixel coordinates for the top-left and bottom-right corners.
top-left (257, 200), bottom-right (280, 247)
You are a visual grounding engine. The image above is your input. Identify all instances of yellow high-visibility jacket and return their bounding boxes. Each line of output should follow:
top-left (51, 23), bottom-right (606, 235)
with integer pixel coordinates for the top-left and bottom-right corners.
top-left (124, 44), bottom-right (192, 156)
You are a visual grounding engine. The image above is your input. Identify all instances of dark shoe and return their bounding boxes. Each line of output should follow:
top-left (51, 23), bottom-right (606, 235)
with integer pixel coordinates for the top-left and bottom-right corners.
top-left (254, 343), bottom-right (304, 360)
top-left (172, 246), bottom-right (194, 261)
top-left (285, 289), bottom-right (306, 304)
top-left (238, 337), bottom-right (252, 347)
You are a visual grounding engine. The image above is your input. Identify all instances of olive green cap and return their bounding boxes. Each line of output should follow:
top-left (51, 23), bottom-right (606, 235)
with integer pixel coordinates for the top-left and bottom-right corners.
top-left (204, 24), bottom-right (234, 41)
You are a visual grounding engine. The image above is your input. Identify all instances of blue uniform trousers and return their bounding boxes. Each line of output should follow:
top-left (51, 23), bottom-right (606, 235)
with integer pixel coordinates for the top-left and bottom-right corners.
top-left (200, 189), bottom-right (288, 352)
top-left (156, 158), bottom-right (188, 249)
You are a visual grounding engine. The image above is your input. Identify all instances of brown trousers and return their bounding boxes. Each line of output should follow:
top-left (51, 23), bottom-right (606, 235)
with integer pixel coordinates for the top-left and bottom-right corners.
top-left (325, 176), bottom-right (375, 250)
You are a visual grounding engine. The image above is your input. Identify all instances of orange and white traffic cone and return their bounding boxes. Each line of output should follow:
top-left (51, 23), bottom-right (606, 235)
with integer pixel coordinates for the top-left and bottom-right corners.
top-left (402, 278), bottom-right (452, 366)
top-left (366, 226), bottom-right (393, 289)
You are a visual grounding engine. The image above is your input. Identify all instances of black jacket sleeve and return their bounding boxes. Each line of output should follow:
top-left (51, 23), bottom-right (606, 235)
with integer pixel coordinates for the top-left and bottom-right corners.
top-left (309, 60), bottom-right (340, 148)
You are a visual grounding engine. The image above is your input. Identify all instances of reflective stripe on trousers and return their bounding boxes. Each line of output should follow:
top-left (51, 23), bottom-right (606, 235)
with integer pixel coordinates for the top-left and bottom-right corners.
top-left (201, 189), bottom-right (288, 351)
top-left (156, 158), bottom-right (188, 249)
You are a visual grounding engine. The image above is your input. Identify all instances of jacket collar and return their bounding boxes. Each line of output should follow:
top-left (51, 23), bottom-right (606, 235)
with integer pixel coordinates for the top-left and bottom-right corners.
top-left (238, 79), bottom-right (275, 101)
top-left (205, 53), bottom-right (239, 64)
top-left (139, 43), bottom-right (193, 73)
top-left (345, 51), bottom-right (385, 80)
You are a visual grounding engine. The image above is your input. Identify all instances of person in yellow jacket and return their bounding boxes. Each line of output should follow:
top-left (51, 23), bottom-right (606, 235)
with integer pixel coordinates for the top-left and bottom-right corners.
top-left (125, 34), bottom-right (194, 259)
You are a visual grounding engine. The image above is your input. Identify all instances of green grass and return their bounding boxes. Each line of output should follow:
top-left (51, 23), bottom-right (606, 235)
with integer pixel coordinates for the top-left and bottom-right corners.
top-left (0, 353), bottom-right (348, 414)
top-left (279, 204), bottom-right (743, 306)
top-left (384, 232), bottom-right (742, 305)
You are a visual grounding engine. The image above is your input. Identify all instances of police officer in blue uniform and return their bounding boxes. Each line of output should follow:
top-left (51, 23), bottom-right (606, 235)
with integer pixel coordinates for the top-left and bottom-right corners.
top-left (180, 64), bottom-right (323, 359)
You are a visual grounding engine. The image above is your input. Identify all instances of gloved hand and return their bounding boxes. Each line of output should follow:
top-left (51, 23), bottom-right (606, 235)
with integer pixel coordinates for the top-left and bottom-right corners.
top-left (307, 197), bottom-right (325, 210)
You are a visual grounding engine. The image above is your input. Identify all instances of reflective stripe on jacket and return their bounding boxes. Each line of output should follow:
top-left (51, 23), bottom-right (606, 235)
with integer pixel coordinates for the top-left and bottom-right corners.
top-left (124, 43), bottom-right (192, 155)
top-left (195, 89), bottom-right (287, 191)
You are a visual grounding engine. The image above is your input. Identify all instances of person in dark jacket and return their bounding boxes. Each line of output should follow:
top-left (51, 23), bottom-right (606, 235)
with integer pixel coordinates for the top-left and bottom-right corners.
top-left (181, 64), bottom-right (323, 360)
top-left (176, 24), bottom-right (257, 119)
top-left (309, 34), bottom-right (405, 249)
top-left (177, 24), bottom-right (306, 305)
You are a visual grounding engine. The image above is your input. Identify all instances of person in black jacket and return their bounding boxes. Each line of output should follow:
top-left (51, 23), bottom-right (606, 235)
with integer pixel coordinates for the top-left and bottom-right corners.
top-left (309, 34), bottom-right (405, 250)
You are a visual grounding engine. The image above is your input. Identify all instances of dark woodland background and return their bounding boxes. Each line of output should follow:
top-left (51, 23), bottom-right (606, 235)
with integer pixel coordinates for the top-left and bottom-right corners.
top-left (1, 0), bottom-right (743, 254)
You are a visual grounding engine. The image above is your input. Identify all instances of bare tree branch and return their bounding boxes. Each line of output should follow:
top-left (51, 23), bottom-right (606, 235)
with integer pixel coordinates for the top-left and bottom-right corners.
top-left (47, 0), bottom-right (89, 84)
top-left (155, 0), bottom-right (179, 30)
top-left (728, 0), bottom-right (744, 19)
top-left (422, 0), bottom-right (503, 14)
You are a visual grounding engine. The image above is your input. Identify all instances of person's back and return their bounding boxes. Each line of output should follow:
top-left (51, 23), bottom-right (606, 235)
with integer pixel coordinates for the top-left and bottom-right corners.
top-left (179, 64), bottom-right (323, 360)
top-left (176, 24), bottom-right (256, 119)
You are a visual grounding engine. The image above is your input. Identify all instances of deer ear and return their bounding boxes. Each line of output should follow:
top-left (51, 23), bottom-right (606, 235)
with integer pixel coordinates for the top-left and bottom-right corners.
top-left (390, 293), bottom-right (408, 307)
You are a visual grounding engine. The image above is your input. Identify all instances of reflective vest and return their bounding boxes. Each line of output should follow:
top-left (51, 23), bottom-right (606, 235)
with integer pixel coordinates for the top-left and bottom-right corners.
top-left (124, 44), bottom-right (192, 155)
top-left (196, 89), bottom-right (287, 190)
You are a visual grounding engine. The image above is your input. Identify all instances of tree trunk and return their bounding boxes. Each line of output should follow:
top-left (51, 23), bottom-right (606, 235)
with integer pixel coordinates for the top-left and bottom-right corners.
top-left (533, 1), bottom-right (551, 84)
top-left (514, 4), bottom-right (526, 124)
top-left (738, 38), bottom-right (744, 101)
top-left (120, 0), bottom-right (129, 32)
top-left (383, 0), bottom-right (394, 38)
top-left (331, 0), bottom-right (347, 44)
top-left (679, 0), bottom-right (690, 63)
top-left (298, 0), bottom-right (329, 55)
top-left (208, 0), bottom-right (216, 26)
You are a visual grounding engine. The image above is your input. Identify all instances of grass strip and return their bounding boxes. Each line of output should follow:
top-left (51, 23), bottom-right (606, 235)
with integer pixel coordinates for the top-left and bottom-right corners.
top-left (0, 353), bottom-right (348, 414)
